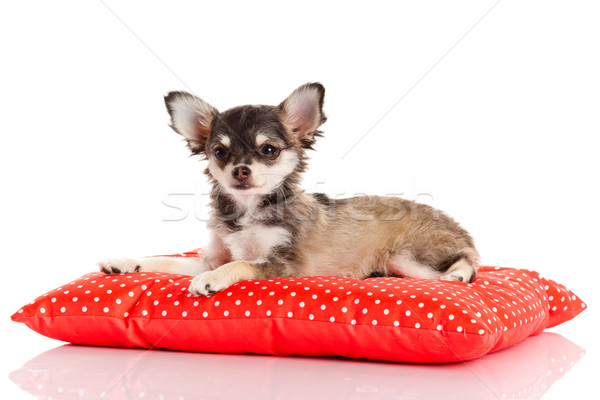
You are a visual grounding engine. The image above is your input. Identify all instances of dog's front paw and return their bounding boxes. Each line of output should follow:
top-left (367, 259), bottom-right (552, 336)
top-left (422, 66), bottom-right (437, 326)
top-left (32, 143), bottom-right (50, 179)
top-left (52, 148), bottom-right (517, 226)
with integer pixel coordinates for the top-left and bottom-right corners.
top-left (188, 260), bottom-right (252, 296)
top-left (98, 258), bottom-right (142, 274)
top-left (188, 270), bottom-right (229, 296)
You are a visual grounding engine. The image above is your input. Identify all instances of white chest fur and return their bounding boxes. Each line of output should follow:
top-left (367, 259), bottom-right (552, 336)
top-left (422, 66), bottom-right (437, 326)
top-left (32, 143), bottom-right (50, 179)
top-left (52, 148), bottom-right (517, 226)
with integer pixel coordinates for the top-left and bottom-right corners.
top-left (222, 219), bottom-right (292, 262)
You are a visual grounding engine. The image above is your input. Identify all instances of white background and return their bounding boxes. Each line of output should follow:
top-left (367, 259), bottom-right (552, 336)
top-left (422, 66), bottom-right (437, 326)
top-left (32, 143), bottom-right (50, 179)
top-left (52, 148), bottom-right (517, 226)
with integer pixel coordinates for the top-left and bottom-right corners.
top-left (1, 1), bottom-right (598, 398)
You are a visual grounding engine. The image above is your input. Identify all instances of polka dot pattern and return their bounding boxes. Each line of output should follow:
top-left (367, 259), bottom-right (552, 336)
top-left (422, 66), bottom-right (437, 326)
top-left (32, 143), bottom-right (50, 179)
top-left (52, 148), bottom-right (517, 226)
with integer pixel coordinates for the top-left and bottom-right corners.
top-left (11, 249), bottom-right (587, 363)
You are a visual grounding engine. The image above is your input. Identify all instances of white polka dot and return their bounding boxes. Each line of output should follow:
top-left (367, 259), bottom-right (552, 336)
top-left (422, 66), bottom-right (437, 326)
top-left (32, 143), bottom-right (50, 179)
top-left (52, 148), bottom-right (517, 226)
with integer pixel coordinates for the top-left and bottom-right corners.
top-left (51, 297), bottom-right (57, 303)
top-left (224, 310), bottom-right (229, 317)
top-left (393, 321), bottom-right (399, 327)
top-left (245, 310), bottom-right (251, 317)
top-left (372, 320), bottom-right (378, 325)
top-left (128, 291), bottom-right (134, 297)
top-left (103, 307), bottom-right (109, 313)
top-left (257, 300), bottom-right (263, 305)
top-left (142, 310), bottom-right (148, 316)
top-left (418, 303), bottom-right (424, 308)
top-left (415, 323), bottom-right (420, 328)
top-left (427, 312), bottom-right (433, 319)
top-left (478, 329), bottom-right (485, 335)
top-left (60, 307), bottom-right (66, 313)
top-left (288, 312), bottom-right (294, 318)
top-left (82, 306), bottom-right (87, 312)
top-left (124, 312), bottom-right (129, 317)
top-left (174, 301), bottom-right (180, 306)
top-left (362, 308), bottom-right (368, 314)
top-left (266, 310), bottom-right (272, 316)
top-left (383, 309), bottom-right (389, 315)
top-left (449, 314), bottom-right (455, 320)
top-left (457, 326), bottom-right (463, 332)
top-left (214, 301), bottom-right (220, 306)
top-left (40, 308), bottom-right (46, 314)
top-left (321, 304), bottom-right (326, 310)
top-left (350, 319), bottom-right (356, 325)
top-left (309, 314), bottom-right (314, 320)
top-left (182, 311), bottom-right (188, 317)
top-left (141, 285), bottom-right (147, 290)
top-left (405, 310), bottom-right (411, 317)
top-left (116, 299), bottom-right (122, 304)
top-left (277, 299), bottom-right (284, 305)
top-left (436, 325), bottom-right (442, 331)
top-left (161, 310), bottom-right (167, 316)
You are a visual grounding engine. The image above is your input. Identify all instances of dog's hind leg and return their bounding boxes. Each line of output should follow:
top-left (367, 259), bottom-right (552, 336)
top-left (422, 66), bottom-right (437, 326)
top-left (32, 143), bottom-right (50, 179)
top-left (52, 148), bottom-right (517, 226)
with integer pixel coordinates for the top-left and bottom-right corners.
top-left (385, 250), bottom-right (477, 283)
top-left (385, 251), bottom-right (444, 280)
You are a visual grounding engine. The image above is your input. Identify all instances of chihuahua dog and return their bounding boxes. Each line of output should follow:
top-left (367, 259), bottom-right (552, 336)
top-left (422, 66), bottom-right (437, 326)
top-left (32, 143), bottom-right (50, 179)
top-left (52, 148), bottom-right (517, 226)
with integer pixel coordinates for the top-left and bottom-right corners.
top-left (99, 83), bottom-right (479, 295)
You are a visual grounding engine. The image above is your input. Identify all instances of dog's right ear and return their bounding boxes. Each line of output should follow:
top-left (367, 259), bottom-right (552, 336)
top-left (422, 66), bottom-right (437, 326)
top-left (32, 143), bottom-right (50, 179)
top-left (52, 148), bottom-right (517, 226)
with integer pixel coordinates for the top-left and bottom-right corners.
top-left (164, 91), bottom-right (219, 155)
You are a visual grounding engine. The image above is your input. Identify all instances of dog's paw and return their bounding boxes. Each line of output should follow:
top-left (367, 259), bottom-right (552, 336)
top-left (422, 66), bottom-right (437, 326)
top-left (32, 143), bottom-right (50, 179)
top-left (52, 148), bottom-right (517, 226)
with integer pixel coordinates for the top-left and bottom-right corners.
top-left (188, 260), bottom-right (251, 296)
top-left (440, 272), bottom-right (468, 282)
top-left (439, 258), bottom-right (476, 283)
top-left (188, 270), bottom-right (229, 296)
top-left (98, 258), bottom-right (142, 275)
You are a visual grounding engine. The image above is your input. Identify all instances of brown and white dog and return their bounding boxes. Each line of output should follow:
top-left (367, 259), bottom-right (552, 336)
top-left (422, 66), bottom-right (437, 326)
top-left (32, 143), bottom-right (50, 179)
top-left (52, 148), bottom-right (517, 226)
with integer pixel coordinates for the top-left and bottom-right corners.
top-left (99, 83), bottom-right (479, 295)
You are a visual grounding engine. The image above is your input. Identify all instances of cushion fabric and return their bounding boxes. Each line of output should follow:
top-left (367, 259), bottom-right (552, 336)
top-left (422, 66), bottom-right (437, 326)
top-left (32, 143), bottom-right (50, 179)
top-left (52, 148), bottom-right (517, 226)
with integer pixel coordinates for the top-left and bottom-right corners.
top-left (11, 249), bottom-right (586, 363)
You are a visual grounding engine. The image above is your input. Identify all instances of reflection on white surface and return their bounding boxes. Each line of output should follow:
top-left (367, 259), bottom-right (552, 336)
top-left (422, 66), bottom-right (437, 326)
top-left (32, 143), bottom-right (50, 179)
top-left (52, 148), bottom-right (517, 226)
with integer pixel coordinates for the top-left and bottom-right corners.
top-left (10, 332), bottom-right (584, 400)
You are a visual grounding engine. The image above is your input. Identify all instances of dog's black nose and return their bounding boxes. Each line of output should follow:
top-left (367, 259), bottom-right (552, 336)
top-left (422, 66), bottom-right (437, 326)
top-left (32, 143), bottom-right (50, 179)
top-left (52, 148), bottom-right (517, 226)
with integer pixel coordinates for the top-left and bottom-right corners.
top-left (232, 166), bottom-right (251, 181)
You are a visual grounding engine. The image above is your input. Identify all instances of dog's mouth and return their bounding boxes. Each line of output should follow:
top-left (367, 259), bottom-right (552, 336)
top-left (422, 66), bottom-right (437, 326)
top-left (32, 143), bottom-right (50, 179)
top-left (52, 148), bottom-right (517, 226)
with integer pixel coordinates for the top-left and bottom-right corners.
top-left (232, 182), bottom-right (266, 191)
top-left (233, 184), bottom-right (253, 190)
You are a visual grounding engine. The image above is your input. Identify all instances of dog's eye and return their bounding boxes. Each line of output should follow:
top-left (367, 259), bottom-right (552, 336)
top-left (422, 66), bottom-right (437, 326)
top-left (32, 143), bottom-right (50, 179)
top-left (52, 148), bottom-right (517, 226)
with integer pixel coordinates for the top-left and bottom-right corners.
top-left (214, 147), bottom-right (228, 160)
top-left (260, 144), bottom-right (279, 159)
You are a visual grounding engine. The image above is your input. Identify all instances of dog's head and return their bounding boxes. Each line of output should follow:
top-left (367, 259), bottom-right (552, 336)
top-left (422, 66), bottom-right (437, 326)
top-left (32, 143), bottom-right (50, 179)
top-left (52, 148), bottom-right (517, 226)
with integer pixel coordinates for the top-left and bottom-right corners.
top-left (164, 83), bottom-right (326, 201)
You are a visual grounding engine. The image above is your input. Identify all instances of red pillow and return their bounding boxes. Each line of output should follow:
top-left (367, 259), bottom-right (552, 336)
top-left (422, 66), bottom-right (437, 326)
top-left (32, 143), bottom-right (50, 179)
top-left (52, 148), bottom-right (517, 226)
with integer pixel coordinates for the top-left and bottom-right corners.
top-left (11, 249), bottom-right (586, 363)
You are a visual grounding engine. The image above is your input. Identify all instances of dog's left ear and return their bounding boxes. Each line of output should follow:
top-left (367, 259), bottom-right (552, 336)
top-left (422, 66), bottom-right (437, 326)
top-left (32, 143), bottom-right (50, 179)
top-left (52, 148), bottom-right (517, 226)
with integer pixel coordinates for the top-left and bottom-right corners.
top-left (279, 82), bottom-right (327, 148)
top-left (164, 91), bottom-right (219, 155)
